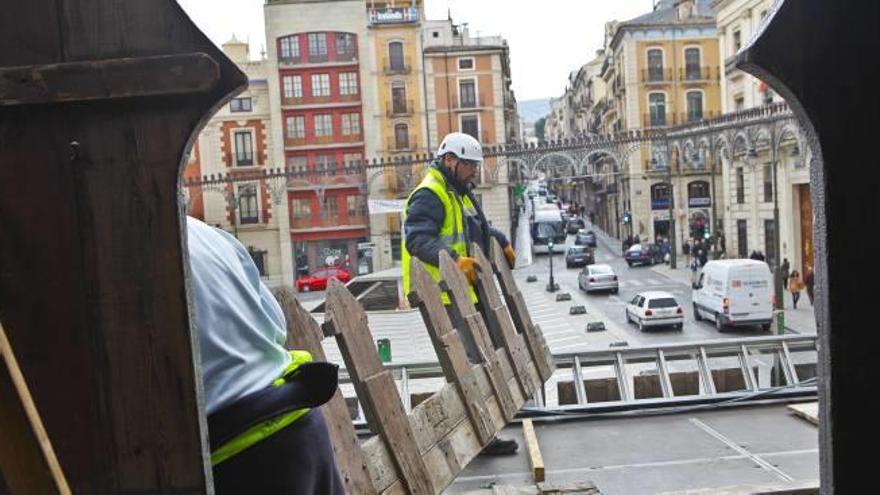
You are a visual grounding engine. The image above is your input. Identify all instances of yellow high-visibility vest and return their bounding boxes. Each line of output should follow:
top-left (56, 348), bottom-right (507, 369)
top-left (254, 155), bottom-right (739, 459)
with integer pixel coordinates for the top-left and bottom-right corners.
top-left (402, 167), bottom-right (478, 305)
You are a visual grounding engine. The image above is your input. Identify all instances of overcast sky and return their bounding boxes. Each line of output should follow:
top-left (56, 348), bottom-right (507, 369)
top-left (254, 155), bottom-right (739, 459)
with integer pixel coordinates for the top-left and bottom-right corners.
top-left (177, 0), bottom-right (655, 100)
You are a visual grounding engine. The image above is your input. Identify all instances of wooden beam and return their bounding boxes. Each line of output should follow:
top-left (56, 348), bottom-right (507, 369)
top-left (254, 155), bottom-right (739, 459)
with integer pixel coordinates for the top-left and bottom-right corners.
top-left (408, 259), bottom-right (495, 445)
top-left (522, 419), bottom-right (545, 483)
top-left (324, 281), bottom-right (433, 495)
top-left (437, 252), bottom-right (519, 423)
top-left (0, 323), bottom-right (70, 495)
top-left (273, 288), bottom-right (375, 495)
top-left (0, 54), bottom-right (220, 106)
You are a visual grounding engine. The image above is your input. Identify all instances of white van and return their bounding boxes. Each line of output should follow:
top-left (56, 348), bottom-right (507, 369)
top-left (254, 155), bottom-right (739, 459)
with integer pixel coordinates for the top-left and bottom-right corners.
top-left (692, 259), bottom-right (774, 331)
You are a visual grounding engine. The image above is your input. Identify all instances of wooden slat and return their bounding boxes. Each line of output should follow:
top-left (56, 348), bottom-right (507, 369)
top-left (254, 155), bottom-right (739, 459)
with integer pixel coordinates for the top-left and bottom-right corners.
top-left (408, 259), bottom-right (495, 445)
top-left (486, 239), bottom-right (555, 382)
top-left (273, 288), bottom-right (374, 495)
top-left (436, 252), bottom-right (519, 422)
top-left (0, 54), bottom-right (219, 106)
top-left (470, 245), bottom-right (540, 400)
top-left (324, 281), bottom-right (433, 495)
top-left (0, 323), bottom-right (70, 495)
top-left (522, 419), bottom-right (545, 483)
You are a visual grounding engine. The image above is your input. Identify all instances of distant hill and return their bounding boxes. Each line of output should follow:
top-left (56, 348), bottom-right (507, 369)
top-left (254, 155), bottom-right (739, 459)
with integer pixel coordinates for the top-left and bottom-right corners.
top-left (517, 98), bottom-right (551, 123)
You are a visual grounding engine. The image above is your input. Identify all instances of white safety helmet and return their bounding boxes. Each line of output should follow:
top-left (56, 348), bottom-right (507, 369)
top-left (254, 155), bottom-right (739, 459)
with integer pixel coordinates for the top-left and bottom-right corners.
top-left (436, 132), bottom-right (483, 164)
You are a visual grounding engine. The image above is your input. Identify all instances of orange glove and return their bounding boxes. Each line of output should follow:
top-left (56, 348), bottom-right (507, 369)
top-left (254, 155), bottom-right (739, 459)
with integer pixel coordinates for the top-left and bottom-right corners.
top-left (504, 245), bottom-right (516, 269)
top-left (456, 256), bottom-right (478, 284)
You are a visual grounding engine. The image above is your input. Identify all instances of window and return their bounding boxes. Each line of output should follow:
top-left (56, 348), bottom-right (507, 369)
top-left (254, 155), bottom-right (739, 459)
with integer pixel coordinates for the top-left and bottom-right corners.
top-left (308, 33), bottom-right (328, 61)
top-left (647, 49), bottom-right (664, 81)
top-left (734, 95), bottom-right (745, 111)
top-left (287, 156), bottom-right (308, 175)
top-left (394, 123), bottom-right (409, 150)
top-left (391, 233), bottom-right (402, 261)
top-left (388, 41), bottom-right (404, 71)
top-left (733, 29), bottom-right (742, 52)
top-left (311, 74), bottom-right (330, 97)
top-left (649, 93), bottom-right (666, 126)
top-left (234, 131), bottom-right (254, 166)
top-left (341, 113), bottom-right (360, 136)
top-left (688, 181), bottom-right (710, 200)
top-left (764, 219), bottom-right (777, 268)
top-left (322, 195), bottom-right (339, 218)
top-left (763, 164), bottom-right (773, 202)
top-left (291, 198), bottom-right (311, 219)
top-left (230, 97), bottom-right (252, 112)
top-left (336, 33), bottom-right (356, 60)
top-left (459, 79), bottom-right (476, 108)
top-left (238, 184), bottom-right (259, 224)
top-left (686, 91), bottom-right (703, 122)
top-left (461, 115), bottom-right (479, 140)
top-left (282, 75), bottom-right (302, 99)
top-left (685, 47), bottom-right (701, 79)
top-left (763, 88), bottom-right (775, 105)
top-left (339, 72), bottom-right (358, 96)
top-left (736, 167), bottom-right (745, 204)
top-left (458, 57), bottom-right (474, 70)
top-left (279, 35), bottom-right (300, 61)
top-left (737, 219), bottom-right (748, 258)
top-left (391, 82), bottom-right (407, 114)
top-left (247, 247), bottom-right (267, 276)
top-left (285, 115), bottom-right (305, 139)
top-left (315, 154), bottom-right (334, 174)
top-left (342, 152), bottom-right (362, 165)
top-left (432, 31), bottom-right (439, 38)
top-left (313, 114), bottom-right (333, 137)
top-left (346, 195), bottom-right (365, 217)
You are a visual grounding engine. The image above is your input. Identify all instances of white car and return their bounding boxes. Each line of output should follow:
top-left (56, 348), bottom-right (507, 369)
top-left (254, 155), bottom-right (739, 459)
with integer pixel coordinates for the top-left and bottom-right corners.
top-left (578, 264), bottom-right (619, 293)
top-left (625, 291), bottom-right (684, 331)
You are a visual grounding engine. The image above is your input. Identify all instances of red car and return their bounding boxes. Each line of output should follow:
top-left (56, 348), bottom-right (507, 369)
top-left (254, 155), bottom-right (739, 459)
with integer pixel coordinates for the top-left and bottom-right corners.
top-left (296, 267), bottom-right (351, 292)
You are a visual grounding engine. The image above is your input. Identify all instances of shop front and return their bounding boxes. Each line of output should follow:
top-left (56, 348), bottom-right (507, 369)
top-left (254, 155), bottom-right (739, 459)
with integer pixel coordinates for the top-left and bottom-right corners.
top-left (292, 228), bottom-right (369, 282)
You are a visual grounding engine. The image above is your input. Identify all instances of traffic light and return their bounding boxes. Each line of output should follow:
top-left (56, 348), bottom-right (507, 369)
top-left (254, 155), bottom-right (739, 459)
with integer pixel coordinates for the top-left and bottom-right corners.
top-left (703, 230), bottom-right (711, 240)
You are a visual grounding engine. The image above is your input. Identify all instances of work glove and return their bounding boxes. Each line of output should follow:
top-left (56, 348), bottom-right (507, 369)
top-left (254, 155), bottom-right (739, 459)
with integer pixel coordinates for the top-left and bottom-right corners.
top-left (456, 256), bottom-right (478, 284)
top-left (503, 245), bottom-right (516, 269)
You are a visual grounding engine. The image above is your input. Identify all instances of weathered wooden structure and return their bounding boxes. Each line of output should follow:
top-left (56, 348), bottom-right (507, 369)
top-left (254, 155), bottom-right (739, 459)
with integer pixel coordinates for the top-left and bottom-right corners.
top-left (277, 239), bottom-right (554, 494)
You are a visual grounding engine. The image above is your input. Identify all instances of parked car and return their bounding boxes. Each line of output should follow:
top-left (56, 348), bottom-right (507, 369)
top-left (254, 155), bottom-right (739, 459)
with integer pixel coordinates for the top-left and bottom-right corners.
top-left (692, 259), bottom-right (774, 332)
top-left (574, 229), bottom-right (597, 247)
top-left (578, 263), bottom-right (619, 293)
top-left (624, 243), bottom-right (664, 266)
top-left (625, 291), bottom-right (684, 331)
top-left (565, 245), bottom-right (594, 268)
top-left (566, 217), bottom-right (585, 234)
top-left (296, 266), bottom-right (352, 292)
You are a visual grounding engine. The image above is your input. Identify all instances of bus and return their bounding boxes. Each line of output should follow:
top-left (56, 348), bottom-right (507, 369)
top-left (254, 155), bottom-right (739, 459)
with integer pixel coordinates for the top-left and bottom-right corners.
top-left (531, 206), bottom-right (566, 254)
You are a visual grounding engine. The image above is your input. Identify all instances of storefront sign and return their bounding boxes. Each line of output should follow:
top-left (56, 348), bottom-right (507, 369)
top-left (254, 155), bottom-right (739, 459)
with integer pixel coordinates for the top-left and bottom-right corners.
top-left (651, 198), bottom-right (671, 210)
top-left (369, 7), bottom-right (418, 24)
top-left (368, 199), bottom-right (406, 214)
top-left (689, 197), bottom-right (711, 207)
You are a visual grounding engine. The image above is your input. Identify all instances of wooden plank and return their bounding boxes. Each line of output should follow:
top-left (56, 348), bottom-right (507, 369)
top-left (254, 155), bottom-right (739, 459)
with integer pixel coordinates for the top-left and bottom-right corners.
top-left (486, 240), bottom-right (555, 382)
top-left (788, 402), bottom-right (819, 426)
top-left (407, 259), bottom-right (495, 445)
top-left (470, 244), bottom-right (540, 400)
top-left (0, 54), bottom-right (220, 106)
top-left (0, 323), bottom-right (70, 495)
top-left (522, 419), bottom-right (545, 483)
top-left (273, 288), bottom-right (374, 495)
top-left (324, 281), bottom-right (432, 495)
top-left (437, 252), bottom-right (520, 423)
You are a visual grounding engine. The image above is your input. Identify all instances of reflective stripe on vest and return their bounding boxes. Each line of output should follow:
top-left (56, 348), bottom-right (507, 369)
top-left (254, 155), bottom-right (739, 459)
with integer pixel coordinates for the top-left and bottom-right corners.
top-left (402, 168), bottom-right (478, 305)
top-left (210, 350), bottom-right (314, 466)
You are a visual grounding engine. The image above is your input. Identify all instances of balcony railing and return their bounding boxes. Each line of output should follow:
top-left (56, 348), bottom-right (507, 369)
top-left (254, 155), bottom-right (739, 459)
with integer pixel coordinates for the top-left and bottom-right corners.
top-left (386, 99), bottom-right (414, 117)
top-left (452, 94), bottom-right (486, 110)
top-left (292, 215), bottom-right (368, 230)
top-left (284, 135), bottom-right (307, 147)
top-left (680, 66), bottom-right (719, 82)
top-left (383, 56), bottom-right (411, 75)
top-left (641, 68), bottom-right (673, 83)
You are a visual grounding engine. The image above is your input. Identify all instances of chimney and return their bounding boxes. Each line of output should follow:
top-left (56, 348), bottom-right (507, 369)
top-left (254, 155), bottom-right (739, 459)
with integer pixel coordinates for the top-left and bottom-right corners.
top-left (222, 34), bottom-right (249, 65)
top-left (676, 0), bottom-right (696, 20)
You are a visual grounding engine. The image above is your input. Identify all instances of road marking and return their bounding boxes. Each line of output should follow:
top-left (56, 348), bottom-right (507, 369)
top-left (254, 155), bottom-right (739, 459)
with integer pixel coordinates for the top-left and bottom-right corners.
top-left (689, 418), bottom-right (795, 482)
top-left (546, 335), bottom-right (585, 344)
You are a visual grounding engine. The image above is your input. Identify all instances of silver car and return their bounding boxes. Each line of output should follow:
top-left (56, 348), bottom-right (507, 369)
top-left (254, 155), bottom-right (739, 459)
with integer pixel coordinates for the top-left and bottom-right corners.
top-left (578, 263), bottom-right (619, 294)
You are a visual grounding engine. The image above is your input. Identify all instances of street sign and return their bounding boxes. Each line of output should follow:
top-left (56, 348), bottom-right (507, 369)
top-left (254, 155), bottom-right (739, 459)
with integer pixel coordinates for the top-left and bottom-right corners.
top-left (514, 185), bottom-right (526, 197)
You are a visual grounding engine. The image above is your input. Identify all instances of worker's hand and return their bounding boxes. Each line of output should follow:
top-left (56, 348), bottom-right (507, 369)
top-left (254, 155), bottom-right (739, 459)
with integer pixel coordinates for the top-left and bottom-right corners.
top-left (456, 256), bottom-right (478, 284)
top-left (503, 245), bottom-right (516, 269)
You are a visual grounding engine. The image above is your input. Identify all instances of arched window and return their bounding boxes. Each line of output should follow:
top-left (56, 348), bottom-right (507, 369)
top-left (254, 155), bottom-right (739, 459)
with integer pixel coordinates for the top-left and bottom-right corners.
top-left (685, 47), bottom-right (701, 80)
top-left (394, 123), bottom-right (409, 150)
top-left (687, 181), bottom-right (711, 206)
top-left (649, 93), bottom-right (666, 126)
top-left (650, 183), bottom-right (672, 210)
top-left (647, 49), bottom-right (664, 81)
top-left (686, 91), bottom-right (703, 122)
top-left (388, 41), bottom-right (404, 71)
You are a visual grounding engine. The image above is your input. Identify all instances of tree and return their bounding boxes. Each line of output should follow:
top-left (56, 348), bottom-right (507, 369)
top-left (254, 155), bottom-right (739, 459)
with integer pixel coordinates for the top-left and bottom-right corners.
top-left (534, 117), bottom-right (546, 142)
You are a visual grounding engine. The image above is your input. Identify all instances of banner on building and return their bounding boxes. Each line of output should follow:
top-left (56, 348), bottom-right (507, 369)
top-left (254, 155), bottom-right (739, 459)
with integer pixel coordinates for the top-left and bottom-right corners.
top-left (368, 199), bottom-right (406, 215)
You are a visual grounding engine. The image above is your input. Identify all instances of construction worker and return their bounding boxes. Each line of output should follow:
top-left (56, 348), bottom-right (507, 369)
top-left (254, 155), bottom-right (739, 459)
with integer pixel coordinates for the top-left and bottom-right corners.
top-left (186, 216), bottom-right (343, 493)
top-left (401, 132), bottom-right (519, 455)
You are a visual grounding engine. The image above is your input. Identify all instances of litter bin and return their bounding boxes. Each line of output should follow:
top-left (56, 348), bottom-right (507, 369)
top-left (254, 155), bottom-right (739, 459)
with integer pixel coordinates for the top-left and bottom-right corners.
top-left (377, 338), bottom-right (392, 363)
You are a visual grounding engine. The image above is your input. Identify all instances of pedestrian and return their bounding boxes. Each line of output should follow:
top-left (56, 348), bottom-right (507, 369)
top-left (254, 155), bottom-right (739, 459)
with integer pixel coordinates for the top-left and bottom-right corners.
top-left (781, 258), bottom-right (791, 285)
top-left (689, 254), bottom-right (700, 284)
top-left (699, 247), bottom-right (708, 267)
top-left (749, 250), bottom-right (760, 260)
top-left (756, 251), bottom-right (766, 262)
top-left (788, 270), bottom-right (805, 309)
top-left (402, 132), bottom-right (518, 456)
top-left (683, 240), bottom-right (691, 257)
top-left (634, 234), bottom-right (641, 245)
top-left (805, 269), bottom-right (815, 306)
top-left (187, 217), bottom-right (343, 493)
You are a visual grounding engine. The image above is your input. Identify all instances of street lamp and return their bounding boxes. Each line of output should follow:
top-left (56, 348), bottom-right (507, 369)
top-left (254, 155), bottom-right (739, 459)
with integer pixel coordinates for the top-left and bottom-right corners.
top-left (651, 140), bottom-right (676, 269)
top-left (748, 145), bottom-right (784, 335)
top-left (546, 241), bottom-right (559, 292)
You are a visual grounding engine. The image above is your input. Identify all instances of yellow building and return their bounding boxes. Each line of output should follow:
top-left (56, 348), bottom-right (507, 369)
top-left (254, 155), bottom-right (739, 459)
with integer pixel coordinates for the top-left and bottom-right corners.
top-left (603, 0), bottom-right (723, 245)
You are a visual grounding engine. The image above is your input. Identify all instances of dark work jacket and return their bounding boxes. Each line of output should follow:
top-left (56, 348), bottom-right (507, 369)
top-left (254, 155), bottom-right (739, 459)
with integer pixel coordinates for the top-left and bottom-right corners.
top-left (404, 162), bottom-right (510, 266)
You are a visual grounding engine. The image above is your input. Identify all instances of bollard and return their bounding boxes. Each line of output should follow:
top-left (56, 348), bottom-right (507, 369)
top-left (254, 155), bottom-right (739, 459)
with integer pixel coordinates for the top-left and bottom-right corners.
top-left (376, 338), bottom-right (392, 363)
